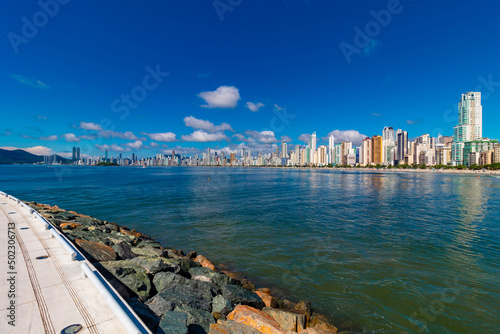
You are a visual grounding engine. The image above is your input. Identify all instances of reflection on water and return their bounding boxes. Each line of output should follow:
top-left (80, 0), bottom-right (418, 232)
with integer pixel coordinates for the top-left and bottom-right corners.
top-left (0, 166), bottom-right (499, 333)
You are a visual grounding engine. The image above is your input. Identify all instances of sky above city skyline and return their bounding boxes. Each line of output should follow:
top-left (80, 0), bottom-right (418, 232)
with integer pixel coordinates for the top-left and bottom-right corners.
top-left (1, 0), bottom-right (500, 158)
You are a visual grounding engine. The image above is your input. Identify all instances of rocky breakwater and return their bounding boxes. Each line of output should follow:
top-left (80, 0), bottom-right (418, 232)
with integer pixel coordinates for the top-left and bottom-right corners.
top-left (28, 202), bottom-right (344, 334)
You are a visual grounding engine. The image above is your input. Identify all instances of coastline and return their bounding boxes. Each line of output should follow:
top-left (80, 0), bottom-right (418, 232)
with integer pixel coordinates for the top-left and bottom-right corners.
top-left (26, 200), bottom-right (343, 334)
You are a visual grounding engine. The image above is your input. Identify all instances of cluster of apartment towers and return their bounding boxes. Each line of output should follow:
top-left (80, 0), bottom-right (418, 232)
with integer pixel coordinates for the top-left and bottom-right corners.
top-left (279, 91), bottom-right (499, 167)
top-left (60, 91), bottom-right (499, 167)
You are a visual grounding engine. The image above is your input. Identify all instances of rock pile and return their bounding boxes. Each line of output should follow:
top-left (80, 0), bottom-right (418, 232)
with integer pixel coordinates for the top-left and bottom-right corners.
top-left (28, 202), bottom-right (343, 334)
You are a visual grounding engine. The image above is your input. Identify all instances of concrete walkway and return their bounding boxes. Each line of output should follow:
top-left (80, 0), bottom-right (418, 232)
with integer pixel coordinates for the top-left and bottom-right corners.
top-left (0, 195), bottom-right (150, 334)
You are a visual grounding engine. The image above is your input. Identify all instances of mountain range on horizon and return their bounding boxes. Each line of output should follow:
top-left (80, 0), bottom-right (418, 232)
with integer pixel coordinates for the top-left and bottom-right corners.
top-left (0, 148), bottom-right (71, 165)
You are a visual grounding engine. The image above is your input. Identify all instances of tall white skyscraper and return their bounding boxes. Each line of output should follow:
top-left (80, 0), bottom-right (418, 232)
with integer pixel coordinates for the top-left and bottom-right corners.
top-left (280, 140), bottom-right (288, 158)
top-left (309, 132), bottom-right (317, 163)
top-left (452, 92), bottom-right (482, 165)
top-left (382, 126), bottom-right (395, 146)
top-left (328, 135), bottom-right (335, 164)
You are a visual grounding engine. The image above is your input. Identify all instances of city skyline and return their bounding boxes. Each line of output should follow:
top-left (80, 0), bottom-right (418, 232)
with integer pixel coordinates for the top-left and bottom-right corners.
top-left (2, 2), bottom-right (500, 158)
top-left (50, 90), bottom-right (499, 168)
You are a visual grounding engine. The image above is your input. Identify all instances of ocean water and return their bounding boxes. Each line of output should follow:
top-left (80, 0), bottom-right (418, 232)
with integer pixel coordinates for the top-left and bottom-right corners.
top-left (1, 165), bottom-right (499, 333)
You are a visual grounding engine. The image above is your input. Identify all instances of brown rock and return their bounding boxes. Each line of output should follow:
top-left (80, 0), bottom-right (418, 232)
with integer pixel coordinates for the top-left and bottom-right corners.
top-left (301, 328), bottom-right (338, 334)
top-left (308, 313), bottom-right (338, 333)
top-left (75, 239), bottom-right (117, 262)
top-left (263, 307), bottom-right (306, 332)
top-left (255, 291), bottom-right (278, 308)
top-left (227, 305), bottom-right (289, 334)
top-left (210, 320), bottom-right (263, 334)
top-left (279, 299), bottom-right (297, 310)
top-left (60, 223), bottom-right (82, 230)
top-left (295, 300), bottom-right (312, 317)
top-left (120, 228), bottom-right (142, 238)
top-left (242, 282), bottom-right (256, 292)
top-left (257, 288), bottom-right (271, 295)
top-left (212, 312), bottom-right (226, 321)
top-left (195, 254), bottom-right (218, 271)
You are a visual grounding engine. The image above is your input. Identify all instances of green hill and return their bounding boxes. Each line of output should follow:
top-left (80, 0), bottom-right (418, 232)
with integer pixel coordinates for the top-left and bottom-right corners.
top-left (0, 149), bottom-right (71, 165)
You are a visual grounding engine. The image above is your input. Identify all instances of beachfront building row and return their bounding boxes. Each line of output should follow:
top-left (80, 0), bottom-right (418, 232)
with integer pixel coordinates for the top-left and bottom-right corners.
top-left (64, 91), bottom-right (499, 168)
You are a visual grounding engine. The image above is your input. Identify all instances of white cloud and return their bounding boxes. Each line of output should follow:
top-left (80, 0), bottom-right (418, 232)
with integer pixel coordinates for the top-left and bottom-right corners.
top-left (280, 135), bottom-right (293, 143)
top-left (406, 119), bottom-right (421, 125)
top-left (371, 113), bottom-right (381, 117)
top-left (150, 142), bottom-right (159, 148)
top-left (99, 130), bottom-right (139, 140)
top-left (298, 133), bottom-right (311, 143)
top-left (63, 133), bottom-right (81, 142)
top-left (95, 144), bottom-right (109, 151)
top-left (274, 104), bottom-right (283, 111)
top-left (183, 116), bottom-right (234, 132)
top-left (142, 132), bottom-right (177, 142)
top-left (220, 142), bottom-right (279, 155)
top-left (232, 133), bottom-right (255, 143)
top-left (80, 135), bottom-right (97, 140)
top-left (181, 130), bottom-right (230, 142)
top-left (126, 140), bottom-right (145, 150)
top-left (198, 86), bottom-right (240, 109)
top-left (10, 74), bottom-right (49, 89)
top-left (80, 121), bottom-right (103, 131)
top-left (321, 130), bottom-right (368, 146)
top-left (246, 102), bottom-right (265, 112)
top-left (161, 146), bottom-right (202, 155)
top-left (111, 144), bottom-right (130, 152)
top-left (39, 135), bottom-right (58, 141)
top-left (245, 130), bottom-right (278, 144)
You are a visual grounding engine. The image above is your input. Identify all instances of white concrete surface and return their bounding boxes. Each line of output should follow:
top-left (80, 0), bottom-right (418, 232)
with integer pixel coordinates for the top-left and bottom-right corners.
top-left (0, 195), bottom-right (151, 334)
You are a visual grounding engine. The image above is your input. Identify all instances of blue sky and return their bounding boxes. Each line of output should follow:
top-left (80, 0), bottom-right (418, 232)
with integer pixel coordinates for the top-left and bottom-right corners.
top-left (1, 0), bottom-right (500, 158)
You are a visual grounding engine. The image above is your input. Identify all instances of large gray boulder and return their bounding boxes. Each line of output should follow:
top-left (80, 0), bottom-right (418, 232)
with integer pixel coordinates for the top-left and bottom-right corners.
top-left (221, 285), bottom-right (265, 309)
top-left (130, 257), bottom-right (178, 275)
top-left (132, 246), bottom-right (164, 258)
top-left (146, 285), bottom-right (211, 316)
top-left (157, 311), bottom-right (188, 334)
top-left (112, 242), bottom-right (136, 260)
top-left (211, 295), bottom-right (233, 315)
top-left (189, 267), bottom-right (241, 288)
top-left (174, 305), bottom-right (215, 334)
top-left (98, 260), bottom-right (152, 301)
top-left (153, 272), bottom-right (220, 302)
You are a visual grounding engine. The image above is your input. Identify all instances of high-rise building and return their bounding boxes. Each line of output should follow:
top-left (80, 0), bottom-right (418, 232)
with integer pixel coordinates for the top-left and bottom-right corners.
top-left (328, 135), bottom-right (335, 164)
top-left (317, 145), bottom-right (327, 165)
top-left (494, 143), bottom-right (500, 163)
top-left (463, 139), bottom-right (498, 166)
top-left (382, 126), bottom-right (395, 146)
top-left (452, 92), bottom-right (482, 165)
top-left (361, 137), bottom-right (371, 166)
top-left (371, 136), bottom-right (383, 164)
top-left (72, 147), bottom-right (77, 161)
top-left (230, 153), bottom-right (236, 166)
top-left (280, 141), bottom-right (288, 158)
top-left (309, 132), bottom-right (317, 164)
top-left (479, 150), bottom-right (493, 166)
top-left (397, 130), bottom-right (408, 164)
top-left (437, 147), bottom-right (452, 166)
top-left (76, 147), bottom-right (80, 161)
top-left (382, 126), bottom-right (395, 165)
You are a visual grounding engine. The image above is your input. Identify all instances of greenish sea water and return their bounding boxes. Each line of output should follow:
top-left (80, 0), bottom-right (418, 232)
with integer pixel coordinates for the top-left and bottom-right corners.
top-left (1, 165), bottom-right (499, 333)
